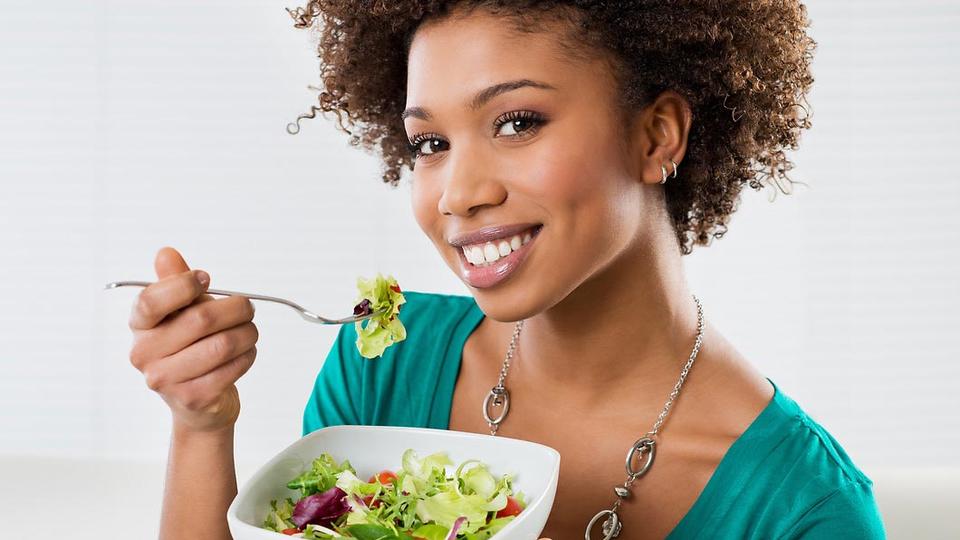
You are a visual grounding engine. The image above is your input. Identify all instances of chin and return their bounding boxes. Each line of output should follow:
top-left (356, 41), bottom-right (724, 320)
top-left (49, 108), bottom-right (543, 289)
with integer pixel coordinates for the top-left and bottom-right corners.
top-left (470, 287), bottom-right (545, 322)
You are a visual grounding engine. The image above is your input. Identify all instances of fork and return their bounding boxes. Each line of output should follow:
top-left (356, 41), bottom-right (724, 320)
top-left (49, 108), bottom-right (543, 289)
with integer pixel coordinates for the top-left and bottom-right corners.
top-left (103, 280), bottom-right (387, 325)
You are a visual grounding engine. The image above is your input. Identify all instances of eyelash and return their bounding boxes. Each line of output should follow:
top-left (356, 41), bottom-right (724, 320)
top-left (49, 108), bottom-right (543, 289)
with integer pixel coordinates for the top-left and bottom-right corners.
top-left (406, 110), bottom-right (547, 160)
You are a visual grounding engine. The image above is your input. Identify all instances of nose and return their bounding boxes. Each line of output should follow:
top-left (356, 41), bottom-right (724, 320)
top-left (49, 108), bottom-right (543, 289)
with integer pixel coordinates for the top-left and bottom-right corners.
top-left (437, 147), bottom-right (508, 217)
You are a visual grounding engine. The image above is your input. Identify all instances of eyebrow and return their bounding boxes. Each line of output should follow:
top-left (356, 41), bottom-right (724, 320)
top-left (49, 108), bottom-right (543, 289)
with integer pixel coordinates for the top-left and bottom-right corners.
top-left (401, 78), bottom-right (557, 121)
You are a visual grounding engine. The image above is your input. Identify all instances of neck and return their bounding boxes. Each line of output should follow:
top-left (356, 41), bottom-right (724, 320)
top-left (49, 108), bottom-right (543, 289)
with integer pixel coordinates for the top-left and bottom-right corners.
top-left (510, 235), bottom-right (704, 410)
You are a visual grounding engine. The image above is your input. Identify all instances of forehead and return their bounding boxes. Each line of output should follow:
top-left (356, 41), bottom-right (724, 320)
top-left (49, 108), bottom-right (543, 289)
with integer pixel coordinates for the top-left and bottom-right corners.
top-left (405, 10), bottom-right (589, 108)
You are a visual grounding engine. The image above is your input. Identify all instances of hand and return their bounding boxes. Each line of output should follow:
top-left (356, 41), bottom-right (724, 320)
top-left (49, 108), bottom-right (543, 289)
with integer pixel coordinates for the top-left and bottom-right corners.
top-left (127, 246), bottom-right (259, 433)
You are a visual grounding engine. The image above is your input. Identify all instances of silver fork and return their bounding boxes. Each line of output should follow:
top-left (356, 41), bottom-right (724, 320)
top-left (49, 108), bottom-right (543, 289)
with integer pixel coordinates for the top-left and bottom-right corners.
top-left (103, 280), bottom-right (386, 325)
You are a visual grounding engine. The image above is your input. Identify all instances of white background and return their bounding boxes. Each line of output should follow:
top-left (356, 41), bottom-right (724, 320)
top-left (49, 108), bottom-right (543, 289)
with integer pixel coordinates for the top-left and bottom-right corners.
top-left (1, 0), bottom-right (958, 537)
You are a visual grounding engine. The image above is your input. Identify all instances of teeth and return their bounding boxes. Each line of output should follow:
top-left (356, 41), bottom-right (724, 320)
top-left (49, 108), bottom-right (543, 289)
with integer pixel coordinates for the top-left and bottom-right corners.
top-left (461, 227), bottom-right (538, 267)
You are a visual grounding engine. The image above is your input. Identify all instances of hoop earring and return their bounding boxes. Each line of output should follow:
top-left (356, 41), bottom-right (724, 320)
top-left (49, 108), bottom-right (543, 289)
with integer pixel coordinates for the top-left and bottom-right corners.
top-left (659, 159), bottom-right (679, 185)
top-left (660, 159), bottom-right (680, 185)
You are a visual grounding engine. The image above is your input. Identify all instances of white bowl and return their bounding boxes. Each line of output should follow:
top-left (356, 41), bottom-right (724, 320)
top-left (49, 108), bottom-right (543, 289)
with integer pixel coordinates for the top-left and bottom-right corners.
top-left (228, 425), bottom-right (561, 540)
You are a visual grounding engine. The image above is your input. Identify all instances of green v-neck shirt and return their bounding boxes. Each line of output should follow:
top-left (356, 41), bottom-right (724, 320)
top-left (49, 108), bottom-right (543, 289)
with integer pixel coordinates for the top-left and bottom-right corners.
top-left (303, 291), bottom-right (886, 539)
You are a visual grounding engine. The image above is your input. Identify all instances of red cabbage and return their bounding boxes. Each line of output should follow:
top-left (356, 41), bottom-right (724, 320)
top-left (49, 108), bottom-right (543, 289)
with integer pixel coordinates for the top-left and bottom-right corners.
top-left (445, 516), bottom-right (467, 540)
top-left (353, 298), bottom-right (373, 316)
top-left (291, 486), bottom-right (350, 528)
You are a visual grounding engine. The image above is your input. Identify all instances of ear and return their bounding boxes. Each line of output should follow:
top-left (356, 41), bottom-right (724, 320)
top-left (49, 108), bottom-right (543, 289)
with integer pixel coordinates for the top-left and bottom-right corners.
top-left (628, 90), bottom-right (692, 185)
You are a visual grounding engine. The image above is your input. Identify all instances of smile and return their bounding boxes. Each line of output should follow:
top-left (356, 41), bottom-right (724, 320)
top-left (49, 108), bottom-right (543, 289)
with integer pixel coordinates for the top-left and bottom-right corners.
top-left (457, 225), bottom-right (543, 288)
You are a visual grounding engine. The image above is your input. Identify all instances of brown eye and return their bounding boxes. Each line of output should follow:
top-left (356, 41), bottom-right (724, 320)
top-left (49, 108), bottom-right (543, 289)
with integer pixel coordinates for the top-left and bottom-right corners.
top-left (495, 118), bottom-right (536, 137)
top-left (493, 110), bottom-right (546, 138)
top-left (408, 134), bottom-right (448, 159)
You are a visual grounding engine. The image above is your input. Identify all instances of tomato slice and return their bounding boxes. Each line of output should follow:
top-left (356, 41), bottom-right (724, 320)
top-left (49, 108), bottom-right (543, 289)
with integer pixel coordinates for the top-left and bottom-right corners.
top-left (367, 470), bottom-right (398, 485)
top-left (362, 494), bottom-right (382, 508)
top-left (495, 495), bottom-right (523, 518)
top-left (280, 527), bottom-right (302, 535)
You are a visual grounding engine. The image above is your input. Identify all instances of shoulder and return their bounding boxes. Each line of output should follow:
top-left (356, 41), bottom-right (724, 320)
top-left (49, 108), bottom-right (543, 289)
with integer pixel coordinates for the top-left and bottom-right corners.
top-left (766, 382), bottom-right (874, 488)
top-left (302, 290), bottom-right (482, 434)
top-left (384, 290), bottom-right (482, 355)
top-left (743, 380), bottom-right (887, 538)
top-left (673, 373), bottom-right (885, 538)
top-left (779, 479), bottom-right (886, 539)
top-left (332, 289), bottom-right (480, 359)
top-left (395, 290), bottom-right (480, 326)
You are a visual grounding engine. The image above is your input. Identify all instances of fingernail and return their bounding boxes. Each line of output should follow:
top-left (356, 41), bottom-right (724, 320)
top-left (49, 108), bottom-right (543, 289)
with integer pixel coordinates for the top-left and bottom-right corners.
top-left (195, 270), bottom-right (210, 288)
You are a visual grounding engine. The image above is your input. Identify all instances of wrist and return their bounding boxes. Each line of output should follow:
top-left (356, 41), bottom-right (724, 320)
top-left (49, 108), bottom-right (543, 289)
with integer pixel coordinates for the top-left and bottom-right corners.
top-left (172, 420), bottom-right (235, 444)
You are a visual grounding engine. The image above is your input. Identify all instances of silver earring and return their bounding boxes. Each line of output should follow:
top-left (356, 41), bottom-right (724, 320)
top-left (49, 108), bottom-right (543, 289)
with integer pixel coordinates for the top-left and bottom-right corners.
top-left (659, 160), bottom-right (679, 185)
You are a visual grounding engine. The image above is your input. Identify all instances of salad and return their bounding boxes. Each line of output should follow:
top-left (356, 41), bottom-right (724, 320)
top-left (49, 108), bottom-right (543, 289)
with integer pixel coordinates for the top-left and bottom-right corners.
top-left (261, 449), bottom-right (527, 539)
top-left (352, 274), bottom-right (407, 359)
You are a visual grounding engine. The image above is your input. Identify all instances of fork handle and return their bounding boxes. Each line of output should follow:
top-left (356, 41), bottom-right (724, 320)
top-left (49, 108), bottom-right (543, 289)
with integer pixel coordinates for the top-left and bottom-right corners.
top-left (102, 280), bottom-right (372, 324)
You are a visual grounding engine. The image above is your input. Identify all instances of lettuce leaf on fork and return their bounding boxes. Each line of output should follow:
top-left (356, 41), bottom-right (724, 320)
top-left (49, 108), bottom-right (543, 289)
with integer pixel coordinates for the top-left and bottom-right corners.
top-left (353, 273), bottom-right (407, 359)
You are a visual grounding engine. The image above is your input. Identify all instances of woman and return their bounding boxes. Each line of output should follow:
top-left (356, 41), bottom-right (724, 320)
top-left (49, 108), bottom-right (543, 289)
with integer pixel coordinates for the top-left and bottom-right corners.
top-left (128, 1), bottom-right (886, 539)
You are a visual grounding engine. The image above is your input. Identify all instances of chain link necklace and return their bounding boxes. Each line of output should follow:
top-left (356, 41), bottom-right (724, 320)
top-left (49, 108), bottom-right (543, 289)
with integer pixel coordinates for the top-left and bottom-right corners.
top-left (481, 294), bottom-right (704, 540)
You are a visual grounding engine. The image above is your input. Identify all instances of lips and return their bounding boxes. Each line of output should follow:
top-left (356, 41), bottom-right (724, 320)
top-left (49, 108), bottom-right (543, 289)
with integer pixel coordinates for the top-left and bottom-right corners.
top-left (448, 222), bottom-right (542, 248)
top-left (456, 225), bottom-right (542, 289)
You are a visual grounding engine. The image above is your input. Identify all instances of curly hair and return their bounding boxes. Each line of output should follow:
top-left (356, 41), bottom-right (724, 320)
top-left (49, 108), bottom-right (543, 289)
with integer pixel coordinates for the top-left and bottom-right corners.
top-left (284, 0), bottom-right (816, 255)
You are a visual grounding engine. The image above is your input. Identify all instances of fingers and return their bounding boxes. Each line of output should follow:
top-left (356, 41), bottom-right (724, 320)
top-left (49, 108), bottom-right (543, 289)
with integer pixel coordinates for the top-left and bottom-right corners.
top-left (126, 247), bottom-right (258, 432)
top-left (141, 321), bottom-right (259, 388)
top-left (134, 294), bottom-right (255, 360)
top-left (128, 269), bottom-right (210, 330)
top-left (166, 347), bottom-right (258, 411)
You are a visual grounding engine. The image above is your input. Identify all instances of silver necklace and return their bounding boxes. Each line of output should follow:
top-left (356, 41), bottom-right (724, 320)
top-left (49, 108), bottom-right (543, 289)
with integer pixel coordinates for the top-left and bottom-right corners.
top-left (482, 294), bottom-right (704, 540)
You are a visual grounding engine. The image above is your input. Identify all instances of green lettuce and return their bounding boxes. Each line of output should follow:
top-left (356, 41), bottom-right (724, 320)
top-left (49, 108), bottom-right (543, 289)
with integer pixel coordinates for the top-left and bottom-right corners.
top-left (286, 452), bottom-right (357, 498)
top-left (261, 496), bottom-right (296, 532)
top-left (412, 458), bottom-right (510, 534)
top-left (460, 516), bottom-right (517, 539)
top-left (353, 273), bottom-right (407, 359)
top-left (410, 523), bottom-right (450, 540)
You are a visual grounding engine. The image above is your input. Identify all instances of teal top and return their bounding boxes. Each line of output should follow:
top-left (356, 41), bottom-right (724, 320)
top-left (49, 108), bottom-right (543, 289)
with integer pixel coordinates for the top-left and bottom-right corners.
top-left (303, 291), bottom-right (886, 539)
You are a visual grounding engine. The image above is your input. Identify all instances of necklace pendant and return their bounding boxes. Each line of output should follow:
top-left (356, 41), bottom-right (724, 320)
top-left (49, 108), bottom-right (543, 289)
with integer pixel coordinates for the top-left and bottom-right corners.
top-left (603, 515), bottom-right (623, 538)
top-left (585, 509), bottom-right (621, 540)
top-left (625, 436), bottom-right (656, 479)
top-left (482, 386), bottom-right (510, 426)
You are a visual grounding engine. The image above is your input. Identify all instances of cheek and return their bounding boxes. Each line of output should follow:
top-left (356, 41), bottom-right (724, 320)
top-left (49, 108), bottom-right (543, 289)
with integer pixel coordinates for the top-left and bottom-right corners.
top-left (515, 127), bottom-right (624, 215)
top-left (512, 125), bottom-right (636, 265)
top-left (410, 177), bottom-right (437, 236)
top-left (410, 179), bottom-right (433, 231)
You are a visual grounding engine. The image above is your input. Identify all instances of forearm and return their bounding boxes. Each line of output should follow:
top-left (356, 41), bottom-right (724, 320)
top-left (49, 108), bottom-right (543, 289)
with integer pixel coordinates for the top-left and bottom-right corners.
top-left (159, 422), bottom-right (237, 540)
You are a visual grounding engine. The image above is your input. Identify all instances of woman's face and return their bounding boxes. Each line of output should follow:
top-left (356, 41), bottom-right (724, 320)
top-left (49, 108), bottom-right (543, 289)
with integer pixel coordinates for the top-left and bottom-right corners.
top-left (404, 9), bottom-right (654, 321)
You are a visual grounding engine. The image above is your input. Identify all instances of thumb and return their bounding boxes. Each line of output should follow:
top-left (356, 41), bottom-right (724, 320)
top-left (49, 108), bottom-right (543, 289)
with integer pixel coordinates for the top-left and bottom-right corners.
top-left (154, 246), bottom-right (214, 305)
top-left (154, 246), bottom-right (193, 280)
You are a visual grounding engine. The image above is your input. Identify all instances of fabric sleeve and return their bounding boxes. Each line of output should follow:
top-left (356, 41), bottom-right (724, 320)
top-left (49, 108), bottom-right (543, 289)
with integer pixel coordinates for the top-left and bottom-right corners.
top-left (781, 479), bottom-right (887, 539)
top-left (302, 322), bottom-right (365, 436)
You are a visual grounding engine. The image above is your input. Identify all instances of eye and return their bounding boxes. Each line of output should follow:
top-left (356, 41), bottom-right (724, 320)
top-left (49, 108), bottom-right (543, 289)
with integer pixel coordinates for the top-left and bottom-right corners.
top-left (493, 110), bottom-right (546, 138)
top-left (406, 110), bottom-right (547, 161)
top-left (407, 132), bottom-right (448, 160)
